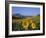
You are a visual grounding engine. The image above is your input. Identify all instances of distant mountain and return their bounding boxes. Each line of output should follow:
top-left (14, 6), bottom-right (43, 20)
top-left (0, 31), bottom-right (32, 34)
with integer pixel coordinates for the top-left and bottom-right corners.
top-left (12, 13), bottom-right (25, 18)
top-left (12, 13), bottom-right (34, 19)
top-left (13, 13), bottom-right (21, 16)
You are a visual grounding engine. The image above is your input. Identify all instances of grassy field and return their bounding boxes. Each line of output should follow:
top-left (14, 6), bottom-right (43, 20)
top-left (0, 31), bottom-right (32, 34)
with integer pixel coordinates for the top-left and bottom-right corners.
top-left (12, 15), bottom-right (40, 31)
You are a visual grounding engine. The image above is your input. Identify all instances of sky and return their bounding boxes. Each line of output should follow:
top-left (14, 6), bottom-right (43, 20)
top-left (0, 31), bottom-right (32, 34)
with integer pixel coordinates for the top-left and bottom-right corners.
top-left (12, 7), bottom-right (40, 16)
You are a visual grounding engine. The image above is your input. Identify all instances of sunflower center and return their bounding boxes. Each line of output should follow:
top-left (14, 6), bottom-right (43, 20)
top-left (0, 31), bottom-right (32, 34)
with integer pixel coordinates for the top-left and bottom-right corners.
top-left (24, 22), bottom-right (27, 26)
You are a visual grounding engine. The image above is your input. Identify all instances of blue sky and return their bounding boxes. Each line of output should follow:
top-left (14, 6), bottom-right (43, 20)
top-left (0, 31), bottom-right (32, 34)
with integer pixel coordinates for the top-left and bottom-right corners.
top-left (12, 7), bottom-right (40, 16)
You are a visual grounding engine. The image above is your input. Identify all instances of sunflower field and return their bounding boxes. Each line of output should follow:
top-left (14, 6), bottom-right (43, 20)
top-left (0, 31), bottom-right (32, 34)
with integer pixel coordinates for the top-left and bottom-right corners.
top-left (12, 16), bottom-right (40, 31)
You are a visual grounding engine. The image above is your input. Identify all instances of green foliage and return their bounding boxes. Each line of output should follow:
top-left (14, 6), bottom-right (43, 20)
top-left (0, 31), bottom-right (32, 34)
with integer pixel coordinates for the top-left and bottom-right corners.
top-left (12, 22), bottom-right (24, 31)
top-left (36, 22), bottom-right (40, 30)
top-left (28, 24), bottom-right (32, 30)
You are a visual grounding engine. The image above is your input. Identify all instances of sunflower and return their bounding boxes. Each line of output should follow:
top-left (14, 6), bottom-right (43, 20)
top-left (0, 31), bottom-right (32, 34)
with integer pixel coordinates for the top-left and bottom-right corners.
top-left (31, 21), bottom-right (36, 29)
top-left (22, 19), bottom-right (29, 30)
